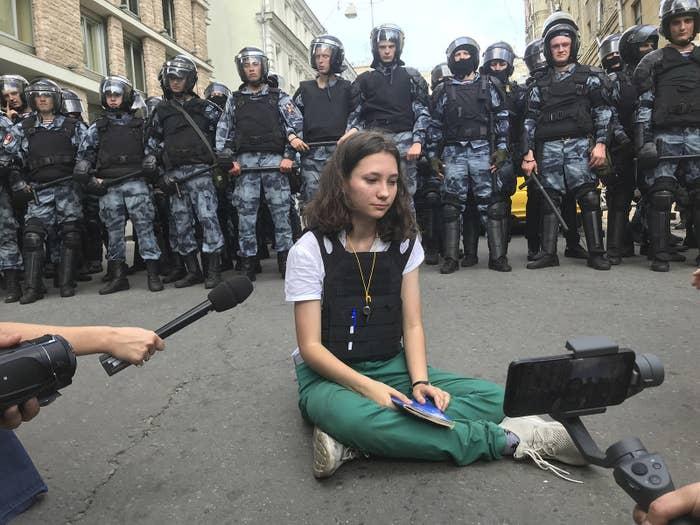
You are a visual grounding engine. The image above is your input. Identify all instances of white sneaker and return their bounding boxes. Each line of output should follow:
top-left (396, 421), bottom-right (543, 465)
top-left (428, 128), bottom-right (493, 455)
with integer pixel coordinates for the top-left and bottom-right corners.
top-left (312, 426), bottom-right (360, 479)
top-left (500, 416), bottom-right (587, 483)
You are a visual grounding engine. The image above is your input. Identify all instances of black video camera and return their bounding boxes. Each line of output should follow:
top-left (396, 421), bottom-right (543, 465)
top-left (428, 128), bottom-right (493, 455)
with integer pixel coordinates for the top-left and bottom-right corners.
top-left (0, 335), bottom-right (77, 411)
top-left (504, 336), bottom-right (697, 525)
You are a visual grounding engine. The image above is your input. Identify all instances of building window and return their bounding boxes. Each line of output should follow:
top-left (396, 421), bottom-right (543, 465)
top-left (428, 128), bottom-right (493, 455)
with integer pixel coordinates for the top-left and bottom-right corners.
top-left (0, 0), bottom-right (33, 44)
top-left (81, 13), bottom-right (107, 75)
top-left (124, 36), bottom-right (146, 92)
top-left (632, 0), bottom-right (642, 25)
top-left (121, 0), bottom-right (139, 15)
top-left (162, 0), bottom-right (175, 38)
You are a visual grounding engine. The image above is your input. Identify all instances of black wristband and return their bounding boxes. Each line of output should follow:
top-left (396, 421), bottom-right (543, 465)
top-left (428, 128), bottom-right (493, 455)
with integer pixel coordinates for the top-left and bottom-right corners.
top-left (411, 380), bottom-right (430, 388)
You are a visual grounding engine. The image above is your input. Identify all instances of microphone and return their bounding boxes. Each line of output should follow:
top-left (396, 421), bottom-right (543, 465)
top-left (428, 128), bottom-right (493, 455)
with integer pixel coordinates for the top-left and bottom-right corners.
top-left (99, 277), bottom-right (254, 376)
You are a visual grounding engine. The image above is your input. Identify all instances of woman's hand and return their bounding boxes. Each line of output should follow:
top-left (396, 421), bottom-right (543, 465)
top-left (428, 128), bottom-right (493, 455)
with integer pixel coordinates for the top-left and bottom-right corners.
top-left (360, 379), bottom-right (411, 409)
top-left (1, 398), bottom-right (40, 430)
top-left (412, 383), bottom-right (451, 412)
top-left (102, 327), bottom-right (165, 366)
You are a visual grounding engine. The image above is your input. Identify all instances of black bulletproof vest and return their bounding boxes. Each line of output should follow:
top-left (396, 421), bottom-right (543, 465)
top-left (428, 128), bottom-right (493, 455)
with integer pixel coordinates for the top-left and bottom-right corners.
top-left (653, 46), bottom-right (700, 129)
top-left (614, 70), bottom-right (638, 133)
top-left (360, 67), bottom-right (414, 133)
top-left (315, 231), bottom-right (414, 364)
top-left (535, 66), bottom-right (595, 140)
top-left (232, 89), bottom-right (286, 154)
top-left (95, 115), bottom-right (145, 179)
top-left (299, 79), bottom-right (352, 142)
top-left (505, 81), bottom-right (527, 149)
top-left (23, 116), bottom-right (78, 183)
top-left (156, 98), bottom-right (214, 167)
top-left (443, 78), bottom-right (490, 142)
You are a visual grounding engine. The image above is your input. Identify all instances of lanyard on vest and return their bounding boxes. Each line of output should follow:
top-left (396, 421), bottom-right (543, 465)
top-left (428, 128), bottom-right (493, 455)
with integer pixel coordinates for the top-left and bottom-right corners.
top-left (169, 100), bottom-right (216, 165)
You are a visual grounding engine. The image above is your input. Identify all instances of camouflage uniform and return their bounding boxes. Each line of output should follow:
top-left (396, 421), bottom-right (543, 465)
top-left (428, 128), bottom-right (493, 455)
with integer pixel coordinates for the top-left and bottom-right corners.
top-left (215, 84), bottom-right (303, 258)
top-left (0, 114), bottom-right (22, 273)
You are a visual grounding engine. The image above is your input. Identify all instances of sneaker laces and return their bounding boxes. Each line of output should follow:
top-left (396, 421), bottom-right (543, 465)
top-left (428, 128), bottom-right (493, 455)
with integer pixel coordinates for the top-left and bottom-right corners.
top-left (522, 427), bottom-right (584, 484)
top-left (521, 448), bottom-right (583, 484)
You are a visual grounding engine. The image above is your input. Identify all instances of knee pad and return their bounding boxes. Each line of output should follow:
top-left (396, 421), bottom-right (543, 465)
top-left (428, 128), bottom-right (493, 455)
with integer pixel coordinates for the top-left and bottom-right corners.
top-left (649, 190), bottom-right (674, 212)
top-left (23, 220), bottom-right (45, 251)
top-left (442, 203), bottom-right (461, 222)
top-left (576, 189), bottom-right (601, 213)
top-left (648, 178), bottom-right (678, 196)
top-left (61, 221), bottom-right (82, 248)
top-left (486, 199), bottom-right (509, 220)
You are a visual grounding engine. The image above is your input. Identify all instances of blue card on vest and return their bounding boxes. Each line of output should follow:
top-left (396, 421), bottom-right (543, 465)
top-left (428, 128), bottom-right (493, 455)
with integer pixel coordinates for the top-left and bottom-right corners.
top-left (390, 396), bottom-right (455, 429)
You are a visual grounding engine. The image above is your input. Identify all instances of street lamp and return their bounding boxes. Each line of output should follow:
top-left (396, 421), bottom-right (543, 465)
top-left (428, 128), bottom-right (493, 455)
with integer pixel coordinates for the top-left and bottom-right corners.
top-left (343, 0), bottom-right (377, 29)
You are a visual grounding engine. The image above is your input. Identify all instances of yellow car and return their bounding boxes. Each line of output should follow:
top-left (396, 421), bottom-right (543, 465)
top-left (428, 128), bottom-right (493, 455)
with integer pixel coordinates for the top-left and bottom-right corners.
top-left (511, 176), bottom-right (528, 222)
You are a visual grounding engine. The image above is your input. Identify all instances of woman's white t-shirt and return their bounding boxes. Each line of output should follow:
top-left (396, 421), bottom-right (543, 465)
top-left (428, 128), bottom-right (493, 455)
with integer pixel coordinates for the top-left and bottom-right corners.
top-left (284, 230), bottom-right (424, 303)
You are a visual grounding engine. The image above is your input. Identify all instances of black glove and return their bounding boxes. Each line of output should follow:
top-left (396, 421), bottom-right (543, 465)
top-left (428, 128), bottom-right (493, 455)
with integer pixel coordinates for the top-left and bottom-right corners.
top-left (11, 183), bottom-right (33, 206)
top-left (637, 142), bottom-right (659, 169)
top-left (73, 159), bottom-right (92, 185)
top-left (141, 154), bottom-right (157, 175)
top-left (216, 149), bottom-right (234, 171)
top-left (157, 174), bottom-right (177, 195)
top-left (85, 177), bottom-right (107, 197)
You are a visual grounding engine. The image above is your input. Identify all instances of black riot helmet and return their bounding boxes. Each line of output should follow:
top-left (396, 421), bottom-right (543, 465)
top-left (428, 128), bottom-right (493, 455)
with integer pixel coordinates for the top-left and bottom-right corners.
top-left (524, 38), bottom-right (548, 74)
top-left (619, 24), bottom-right (659, 67)
top-left (0, 74), bottom-right (29, 109)
top-left (204, 81), bottom-right (231, 110)
top-left (25, 78), bottom-right (62, 113)
top-left (543, 13), bottom-right (580, 66)
top-left (160, 54), bottom-right (198, 98)
top-left (659, 0), bottom-right (700, 43)
top-left (235, 47), bottom-right (269, 85)
top-left (598, 33), bottom-right (622, 72)
top-left (370, 24), bottom-right (405, 67)
top-left (309, 34), bottom-right (346, 74)
top-left (61, 89), bottom-right (84, 117)
top-left (446, 36), bottom-right (480, 77)
top-left (430, 63), bottom-right (452, 89)
top-left (99, 75), bottom-right (135, 112)
top-left (482, 41), bottom-right (516, 79)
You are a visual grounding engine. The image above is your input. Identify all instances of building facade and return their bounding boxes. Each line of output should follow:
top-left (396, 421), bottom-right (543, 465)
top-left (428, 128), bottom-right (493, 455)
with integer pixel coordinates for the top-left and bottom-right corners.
top-left (0, 0), bottom-right (213, 120)
top-left (523, 0), bottom-right (662, 66)
top-left (208, 0), bottom-right (356, 96)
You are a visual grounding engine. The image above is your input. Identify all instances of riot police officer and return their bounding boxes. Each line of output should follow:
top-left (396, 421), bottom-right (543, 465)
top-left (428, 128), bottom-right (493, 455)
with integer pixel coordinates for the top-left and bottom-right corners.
top-left (75, 75), bottom-right (163, 294)
top-left (522, 13), bottom-right (613, 271)
top-left (428, 37), bottom-right (512, 274)
top-left (0, 75), bottom-right (30, 123)
top-left (0, 113), bottom-right (22, 302)
top-left (345, 24), bottom-right (430, 197)
top-left (634, 0), bottom-right (700, 270)
top-left (215, 47), bottom-right (305, 281)
top-left (293, 35), bottom-right (354, 207)
top-left (5, 78), bottom-right (87, 303)
top-left (148, 54), bottom-right (225, 288)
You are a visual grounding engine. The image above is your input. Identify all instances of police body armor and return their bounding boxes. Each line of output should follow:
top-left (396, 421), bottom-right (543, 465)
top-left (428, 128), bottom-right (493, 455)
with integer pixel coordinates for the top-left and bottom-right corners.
top-left (156, 98), bottom-right (214, 167)
top-left (231, 88), bottom-right (286, 154)
top-left (534, 65), bottom-right (595, 141)
top-left (652, 46), bottom-right (700, 129)
top-left (314, 230), bottom-right (414, 364)
top-left (359, 67), bottom-right (414, 133)
top-left (298, 79), bottom-right (352, 143)
top-left (614, 69), bottom-right (638, 134)
top-left (95, 116), bottom-right (145, 179)
top-left (22, 116), bottom-right (79, 182)
top-left (443, 77), bottom-right (490, 143)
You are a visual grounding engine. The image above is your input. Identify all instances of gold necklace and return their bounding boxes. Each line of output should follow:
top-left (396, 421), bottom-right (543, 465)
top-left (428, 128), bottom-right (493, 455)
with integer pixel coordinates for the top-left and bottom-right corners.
top-left (346, 236), bottom-right (377, 319)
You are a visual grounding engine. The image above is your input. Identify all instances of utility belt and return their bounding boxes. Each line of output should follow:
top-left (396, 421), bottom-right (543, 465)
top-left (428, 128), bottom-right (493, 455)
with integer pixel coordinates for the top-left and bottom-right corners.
top-left (366, 119), bottom-right (412, 134)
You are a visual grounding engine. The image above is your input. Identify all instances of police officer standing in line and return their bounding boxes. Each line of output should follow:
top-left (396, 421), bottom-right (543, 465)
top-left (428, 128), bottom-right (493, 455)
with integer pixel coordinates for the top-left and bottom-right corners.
top-left (0, 112), bottom-right (22, 302)
top-left (599, 33), bottom-right (638, 265)
top-left (0, 75), bottom-right (31, 124)
top-left (344, 24), bottom-right (430, 198)
top-left (5, 78), bottom-right (87, 303)
top-left (75, 75), bottom-right (163, 294)
top-left (293, 35), bottom-right (354, 208)
top-left (634, 0), bottom-right (700, 271)
top-left (522, 13), bottom-right (613, 271)
top-left (429, 37), bottom-right (512, 274)
top-left (148, 54), bottom-right (225, 289)
top-left (215, 47), bottom-right (305, 281)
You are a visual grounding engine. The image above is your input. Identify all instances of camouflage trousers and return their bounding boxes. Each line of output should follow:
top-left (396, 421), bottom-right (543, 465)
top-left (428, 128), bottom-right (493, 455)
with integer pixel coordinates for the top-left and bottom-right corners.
top-left (649, 128), bottom-right (700, 189)
top-left (0, 185), bottom-right (22, 270)
top-left (442, 143), bottom-right (494, 223)
top-left (300, 144), bottom-right (335, 205)
top-left (539, 138), bottom-right (598, 195)
top-left (99, 179), bottom-right (160, 262)
top-left (392, 131), bottom-right (418, 196)
top-left (25, 181), bottom-right (83, 229)
top-left (169, 168), bottom-right (224, 255)
top-left (232, 169), bottom-right (293, 257)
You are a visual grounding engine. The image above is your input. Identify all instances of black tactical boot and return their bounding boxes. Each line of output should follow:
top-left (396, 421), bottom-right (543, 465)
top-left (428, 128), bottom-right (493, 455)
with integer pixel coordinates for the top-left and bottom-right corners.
top-left (162, 253), bottom-right (186, 283)
top-left (240, 256), bottom-right (257, 282)
top-left (277, 250), bottom-right (288, 279)
top-left (175, 252), bottom-right (204, 288)
top-left (564, 243), bottom-right (588, 259)
top-left (606, 209), bottom-right (627, 265)
top-left (20, 235), bottom-right (45, 305)
top-left (648, 191), bottom-right (673, 272)
top-left (58, 246), bottom-right (79, 297)
top-left (461, 206), bottom-right (479, 267)
top-left (527, 212), bottom-right (560, 269)
top-left (99, 261), bottom-right (130, 295)
top-left (204, 252), bottom-right (222, 289)
top-left (440, 210), bottom-right (461, 274)
top-left (146, 260), bottom-right (163, 292)
top-left (582, 209), bottom-right (611, 271)
top-left (3, 269), bottom-right (21, 303)
top-left (486, 201), bottom-right (511, 272)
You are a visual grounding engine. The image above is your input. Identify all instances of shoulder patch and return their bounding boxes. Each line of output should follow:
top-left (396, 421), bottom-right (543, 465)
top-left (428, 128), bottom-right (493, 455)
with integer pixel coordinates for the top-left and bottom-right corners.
top-left (3, 133), bottom-right (15, 146)
top-left (284, 101), bottom-right (296, 115)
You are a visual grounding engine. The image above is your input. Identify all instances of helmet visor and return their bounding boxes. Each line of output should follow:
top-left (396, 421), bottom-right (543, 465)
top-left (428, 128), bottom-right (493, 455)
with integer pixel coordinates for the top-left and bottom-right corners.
top-left (101, 80), bottom-right (126, 97)
top-left (485, 47), bottom-right (515, 65)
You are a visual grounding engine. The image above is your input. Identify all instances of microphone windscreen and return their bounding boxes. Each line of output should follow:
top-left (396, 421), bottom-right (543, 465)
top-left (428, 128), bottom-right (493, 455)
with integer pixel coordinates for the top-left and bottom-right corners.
top-left (208, 277), bottom-right (254, 312)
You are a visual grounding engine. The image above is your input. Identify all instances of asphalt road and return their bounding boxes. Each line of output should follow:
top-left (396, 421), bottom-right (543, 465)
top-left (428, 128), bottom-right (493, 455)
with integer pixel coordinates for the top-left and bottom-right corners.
top-left (4, 235), bottom-right (699, 525)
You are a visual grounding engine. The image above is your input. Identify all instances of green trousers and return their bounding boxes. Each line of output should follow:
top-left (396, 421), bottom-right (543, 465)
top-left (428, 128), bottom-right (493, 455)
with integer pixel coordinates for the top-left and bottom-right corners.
top-left (296, 352), bottom-right (507, 466)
